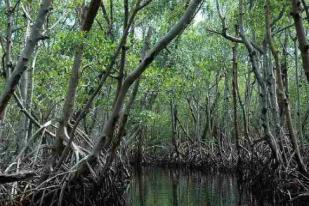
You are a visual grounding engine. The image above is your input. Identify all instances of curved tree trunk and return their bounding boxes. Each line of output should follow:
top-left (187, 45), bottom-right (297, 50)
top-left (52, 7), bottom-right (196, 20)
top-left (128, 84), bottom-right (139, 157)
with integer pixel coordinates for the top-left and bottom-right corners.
top-left (55, 0), bottom-right (101, 155)
top-left (73, 0), bottom-right (203, 178)
top-left (0, 0), bottom-right (52, 120)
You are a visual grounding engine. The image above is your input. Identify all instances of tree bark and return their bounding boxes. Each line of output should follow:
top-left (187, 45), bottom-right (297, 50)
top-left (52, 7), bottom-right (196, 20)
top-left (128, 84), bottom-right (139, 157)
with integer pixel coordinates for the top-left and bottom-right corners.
top-left (68, 0), bottom-right (145, 136)
top-left (266, 0), bottom-right (306, 173)
top-left (17, 13), bottom-right (32, 152)
top-left (55, 0), bottom-right (101, 155)
top-left (0, 0), bottom-right (52, 119)
top-left (0, 0), bottom-right (14, 125)
top-left (73, 0), bottom-right (203, 178)
top-left (238, 0), bottom-right (282, 163)
top-left (232, 44), bottom-right (240, 156)
top-left (291, 0), bottom-right (309, 82)
top-left (0, 171), bottom-right (35, 184)
top-left (170, 98), bottom-right (179, 157)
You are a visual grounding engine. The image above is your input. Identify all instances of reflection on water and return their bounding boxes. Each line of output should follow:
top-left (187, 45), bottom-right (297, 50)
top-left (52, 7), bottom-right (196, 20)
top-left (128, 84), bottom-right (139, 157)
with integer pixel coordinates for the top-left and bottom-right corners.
top-left (125, 167), bottom-right (259, 206)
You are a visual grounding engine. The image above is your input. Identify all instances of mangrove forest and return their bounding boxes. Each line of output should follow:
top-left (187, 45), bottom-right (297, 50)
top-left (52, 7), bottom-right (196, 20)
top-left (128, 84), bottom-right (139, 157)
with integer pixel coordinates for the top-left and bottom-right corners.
top-left (0, 0), bottom-right (309, 205)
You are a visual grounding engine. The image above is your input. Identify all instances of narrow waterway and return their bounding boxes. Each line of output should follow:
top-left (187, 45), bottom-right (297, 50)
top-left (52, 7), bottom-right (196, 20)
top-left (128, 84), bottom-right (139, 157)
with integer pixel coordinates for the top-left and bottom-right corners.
top-left (125, 168), bottom-right (262, 206)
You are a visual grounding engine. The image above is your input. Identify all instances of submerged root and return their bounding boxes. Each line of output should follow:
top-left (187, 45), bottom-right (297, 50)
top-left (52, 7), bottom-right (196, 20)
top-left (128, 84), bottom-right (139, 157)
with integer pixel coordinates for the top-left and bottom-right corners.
top-left (0, 159), bottom-right (130, 206)
top-left (129, 140), bottom-right (239, 170)
top-left (129, 138), bottom-right (309, 205)
top-left (0, 125), bottom-right (131, 206)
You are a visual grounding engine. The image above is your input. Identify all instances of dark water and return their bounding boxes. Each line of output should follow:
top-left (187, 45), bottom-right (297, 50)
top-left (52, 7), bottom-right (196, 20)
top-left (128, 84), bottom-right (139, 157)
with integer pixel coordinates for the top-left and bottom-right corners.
top-left (125, 168), bottom-right (259, 206)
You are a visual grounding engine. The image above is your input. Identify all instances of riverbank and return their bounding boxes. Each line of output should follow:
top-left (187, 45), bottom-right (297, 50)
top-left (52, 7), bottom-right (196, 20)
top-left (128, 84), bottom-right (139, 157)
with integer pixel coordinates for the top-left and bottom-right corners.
top-left (1, 139), bottom-right (308, 206)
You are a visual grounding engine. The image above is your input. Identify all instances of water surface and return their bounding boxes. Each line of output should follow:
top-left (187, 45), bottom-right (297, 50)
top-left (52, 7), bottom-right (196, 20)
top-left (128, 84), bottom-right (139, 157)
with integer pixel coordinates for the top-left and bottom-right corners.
top-left (126, 168), bottom-right (259, 206)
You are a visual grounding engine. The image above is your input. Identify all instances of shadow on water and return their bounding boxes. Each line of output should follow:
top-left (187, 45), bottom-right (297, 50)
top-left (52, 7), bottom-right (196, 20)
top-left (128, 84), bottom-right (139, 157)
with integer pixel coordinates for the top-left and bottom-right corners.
top-left (125, 167), bottom-right (267, 206)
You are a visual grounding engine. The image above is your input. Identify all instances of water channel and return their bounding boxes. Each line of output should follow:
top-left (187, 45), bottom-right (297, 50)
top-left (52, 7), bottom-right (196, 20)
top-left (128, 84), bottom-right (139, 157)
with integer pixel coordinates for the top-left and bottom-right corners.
top-left (125, 168), bottom-right (264, 206)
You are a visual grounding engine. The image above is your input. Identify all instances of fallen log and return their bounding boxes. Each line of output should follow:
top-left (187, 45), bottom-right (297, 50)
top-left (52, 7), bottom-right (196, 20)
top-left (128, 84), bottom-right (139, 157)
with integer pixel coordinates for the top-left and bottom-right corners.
top-left (0, 171), bottom-right (36, 184)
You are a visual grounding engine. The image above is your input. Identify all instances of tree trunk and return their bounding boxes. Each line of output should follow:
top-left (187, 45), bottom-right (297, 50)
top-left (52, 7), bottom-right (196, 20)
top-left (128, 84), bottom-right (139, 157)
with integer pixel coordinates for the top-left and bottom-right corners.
top-left (55, 0), bottom-right (101, 155)
top-left (170, 99), bottom-right (179, 157)
top-left (291, 0), bottom-right (309, 82)
top-left (73, 0), bottom-right (203, 178)
top-left (0, 0), bottom-right (52, 119)
top-left (238, 0), bottom-right (282, 163)
top-left (221, 72), bottom-right (229, 136)
top-left (17, 14), bottom-right (32, 153)
top-left (232, 44), bottom-right (240, 156)
top-left (294, 39), bottom-right (303, 145)
top-left (0, 0), bottom-right (14, 124)
top-left (266, 0), bottom-right (306, 173)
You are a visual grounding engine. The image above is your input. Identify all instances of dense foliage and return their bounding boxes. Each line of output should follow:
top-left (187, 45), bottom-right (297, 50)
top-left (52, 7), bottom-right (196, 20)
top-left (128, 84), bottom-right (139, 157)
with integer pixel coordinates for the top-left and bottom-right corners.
top-left (1, 0), bottom-right (309, 205)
